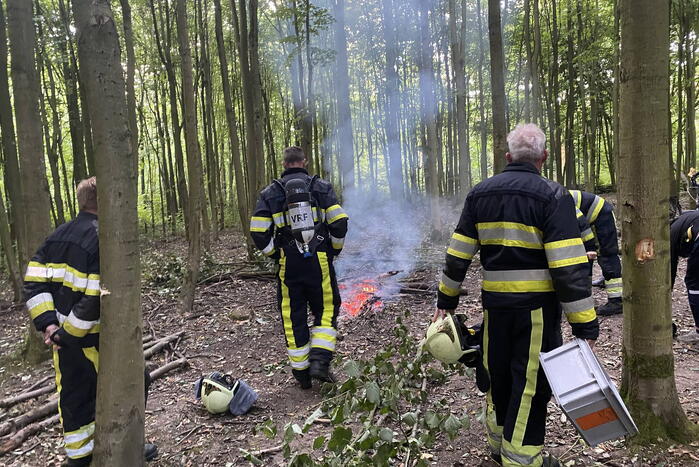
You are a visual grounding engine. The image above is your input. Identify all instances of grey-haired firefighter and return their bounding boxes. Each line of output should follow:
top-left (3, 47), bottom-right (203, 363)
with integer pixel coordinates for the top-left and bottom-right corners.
top-left (670, 209), bottom-right (699, 343)
top-left (436, 124), bottom-right (599, 467)
top-left (23, 178), bottom-right (157, 466)
top-left (250, 146), bottom-right (348, 388)
top-left (569, 190), bottom-right (622, 315)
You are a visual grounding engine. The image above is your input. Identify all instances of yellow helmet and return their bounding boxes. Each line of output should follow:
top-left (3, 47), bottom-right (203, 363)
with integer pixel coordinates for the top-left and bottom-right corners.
top-left (424, 314), bottom-right (476, 364)
top-left (198, 373), bottom-right (238, 414)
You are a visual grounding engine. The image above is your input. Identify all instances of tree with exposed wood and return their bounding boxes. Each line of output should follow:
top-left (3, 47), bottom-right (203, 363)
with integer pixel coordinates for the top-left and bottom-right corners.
top-left (618, 0), bottom-right (697, 443)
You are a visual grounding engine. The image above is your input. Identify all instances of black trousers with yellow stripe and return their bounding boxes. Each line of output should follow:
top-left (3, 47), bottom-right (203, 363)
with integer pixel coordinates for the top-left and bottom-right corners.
top-left (277, 250), bottom-right (341, 378)
top-left (483, 302), bottom-right (562, 467)
top-left (54, 343), bottom-right (152, 460)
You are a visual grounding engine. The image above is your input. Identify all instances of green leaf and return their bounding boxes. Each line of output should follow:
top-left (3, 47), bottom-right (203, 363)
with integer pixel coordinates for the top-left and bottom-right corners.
top-left (379, 427), bottom-right (394, 442)
top-left (327, 426), bottom-right (353, 453)
top-left (425, 411), bottom-right (441, 429)
top-left (303, 408), bottom-right (324, 432)
top-left (460, 414), bottom-right (471, 429)
top-left (331, 404), bottom-right (345, 424)
top-left (401, 411), bottom-right (418, 426)
top-left (313, 435), bottom-right (327, 450)
top-left (357, 432), bottom-right (378, 451)
top-left (443, 414), bottom-right (462, 439)
top-left (344, 360), bottom-right (360, 378)
top-left (284, 422), bottom-right (302, 443)
top-left (365, 381), bottom-right (381, 405)
top-left (239, 449), bottom-right (263, 465)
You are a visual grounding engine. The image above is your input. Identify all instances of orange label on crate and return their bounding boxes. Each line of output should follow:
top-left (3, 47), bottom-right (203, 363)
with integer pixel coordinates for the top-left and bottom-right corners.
top-left (575, 407), bottom-right (619, 431)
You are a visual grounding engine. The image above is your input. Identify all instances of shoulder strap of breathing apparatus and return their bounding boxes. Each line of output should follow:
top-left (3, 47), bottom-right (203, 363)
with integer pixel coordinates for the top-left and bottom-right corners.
top-left (273, 175), bottom-right (323, 256)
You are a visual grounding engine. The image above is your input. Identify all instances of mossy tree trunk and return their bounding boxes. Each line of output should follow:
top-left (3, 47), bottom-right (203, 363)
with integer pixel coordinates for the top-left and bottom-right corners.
top-left (618, 0), bottom-right (697, 444)
top-left (72, 0), bottom-right (145, 464)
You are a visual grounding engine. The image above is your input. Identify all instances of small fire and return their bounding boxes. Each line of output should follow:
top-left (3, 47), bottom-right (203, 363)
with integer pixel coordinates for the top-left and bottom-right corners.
top-left (339, 279), bottom-right (384, 317)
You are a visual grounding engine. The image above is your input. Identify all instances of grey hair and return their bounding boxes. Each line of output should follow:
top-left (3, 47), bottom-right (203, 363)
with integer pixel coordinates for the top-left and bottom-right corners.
top-left (507, 123), bottom-right (546, 165)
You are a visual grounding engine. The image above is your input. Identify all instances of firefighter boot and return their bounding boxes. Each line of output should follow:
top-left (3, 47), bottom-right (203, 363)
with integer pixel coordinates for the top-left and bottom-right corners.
top-left (597, 297), bottom-right (622, 316)
top-left (592, 277), bottom-right (605, 288)
top-left (145, 443), bottom-right (158, 462)
top-left (293, 369), bottom-right (312, 389)
top-left (310, 360), bottom-right (336, 383)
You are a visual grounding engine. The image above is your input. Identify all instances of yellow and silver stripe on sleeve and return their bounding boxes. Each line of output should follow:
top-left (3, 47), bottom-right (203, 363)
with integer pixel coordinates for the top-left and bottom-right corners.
top-left (438, 272), bottom-right (462, 297)
top-left (561, 296), bottom-right (597, 323)
top-left (26, 292), bottom-right (55, 320)
top-left (330, 234), bottom-right (345, 249)
top-left (581, 227), bottom-right (595, 243)
top-left (447, 232), bottom-right (479, 260)
top-left (64, 422), bottom-right (95, 459)
top-left (63, 311), bottom-right (99, 338)
top-left (476, 222), bottom-right (543, 250)
top-left (261, 238), bottom-right (276, 257)
top-left (250, 216), bottom-right (273, 233)
top-left (272, 212), bottom-right (287, 227)
top-left (25, 261), bottom-right (49, 282)
top-left (482, 269), bottom-right (554, 293)
top-left (544, 238), bottom-right (588, 268)
top-left (325, 205), bottom-right (348, 224)
top-left (606, 277), bottom-right (622, 298)
top-left (587, 196), bottom-right (605, 223)
top-left (570, 190), bottom-right (582, 209)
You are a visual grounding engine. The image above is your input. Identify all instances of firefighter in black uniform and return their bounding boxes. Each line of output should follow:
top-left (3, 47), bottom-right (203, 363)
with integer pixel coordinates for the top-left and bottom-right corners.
top-left (24, 178), bottom-right (157, 466)
top-left (670, 209), bottom-right (699, 343)
top-left (569, 190), bottom-right (622, 315)
top-left (436, 124), bottom-right (599, 467)
top-left (250, 147), bottom-right (348, 388)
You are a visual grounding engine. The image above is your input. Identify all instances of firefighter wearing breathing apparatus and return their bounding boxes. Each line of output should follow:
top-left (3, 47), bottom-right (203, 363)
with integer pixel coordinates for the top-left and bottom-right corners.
top-left (569, 190), bottom-right (622, 316)
top-left (435, 124), bottom-right (599, 467)
top-left (250, 147), bottom-right (348, 388)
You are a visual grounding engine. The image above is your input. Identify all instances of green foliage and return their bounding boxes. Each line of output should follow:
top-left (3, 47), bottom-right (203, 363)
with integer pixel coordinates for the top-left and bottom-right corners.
top-left (245, 312), bottom-right (469, 466)
top-left (141, 250), bottom-right (219, 292)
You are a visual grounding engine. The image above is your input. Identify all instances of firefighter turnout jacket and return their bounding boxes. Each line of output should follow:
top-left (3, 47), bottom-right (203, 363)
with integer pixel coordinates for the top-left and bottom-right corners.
top-left (570, 190), bottom-right (622, 299)
top-left (24, 211), bottom-right (100, 461)
top-left (250, 168), bottom-right (348, 378)
top-left (670, 210), bottom-right (699, 329)
top-left (437, 162), bottom-right (598, 467)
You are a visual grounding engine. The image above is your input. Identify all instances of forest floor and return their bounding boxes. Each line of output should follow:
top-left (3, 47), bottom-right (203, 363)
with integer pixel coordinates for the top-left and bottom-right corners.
top-left (1, 196), bottom-right (699, 467)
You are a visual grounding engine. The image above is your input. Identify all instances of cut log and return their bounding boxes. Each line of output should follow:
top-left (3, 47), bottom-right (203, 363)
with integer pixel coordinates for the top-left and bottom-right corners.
top-left (149, 357), bottom-right (188, 381)
top-left (0, 414), bottom-right (60, 455)
top-left (0, 397), bottom-right (58, 437)
top-left (144, 331), bottom-right (185, 359)
top-left (0, 384), bottom-right (56, 409)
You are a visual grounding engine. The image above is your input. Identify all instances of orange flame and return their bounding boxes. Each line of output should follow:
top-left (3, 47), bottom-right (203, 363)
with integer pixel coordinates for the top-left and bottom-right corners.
top-left (340, 279), bottom-right (383, 317)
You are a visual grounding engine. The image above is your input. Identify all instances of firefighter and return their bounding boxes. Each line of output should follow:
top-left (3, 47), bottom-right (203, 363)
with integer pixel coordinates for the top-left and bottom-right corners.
top-left (569, 190), bottom-right (622, 315)
top-left (24, 177), bottom-right (157, 466)
top-left (250, 147), bottom-right (348, 388)
top-left (670, 209), bottom-right (699, 343)
top-left (436, 124), bottom-right (599, 467)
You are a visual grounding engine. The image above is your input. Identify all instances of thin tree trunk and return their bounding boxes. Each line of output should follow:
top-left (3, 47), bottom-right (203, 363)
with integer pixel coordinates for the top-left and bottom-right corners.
top-left (488, 0), bottom-right (507, 174)
top-left (381, 0), bottom-right (403, 198)
top-left (119, 0), bottom-right (138, 172)
top-left (333, 0), bottom-right (355, 193)
top-left (477, 0), bottom-right (488, 182)
top-left (618, 0), bottom-right (694, 443)
top-left (71, 1), bottom-right (145, 464)
top-left (449, 0), bottom-right (471, 194)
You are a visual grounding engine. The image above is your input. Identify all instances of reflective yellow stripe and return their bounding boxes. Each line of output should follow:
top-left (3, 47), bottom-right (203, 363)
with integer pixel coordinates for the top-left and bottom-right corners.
top-left (82, 347), bottom-right (99, 373)
top-left (63, 320), bottom-right (90, 338)
top-left (544, 238), bottom-right (583, 249)
top-left (53, 349), bottom-right (64, 426)
top-left (447, 247), bottom-right (474, 260)
top-left (501, 439), bottom-right (544, 467)
top-left (512, 308), bottom-right (543, 448)
top-left (570, 189), bottom-right (582, 209)
top-left (482, 280), bottom-right (554, 293)
top-left (318, 252), bottom-right (335, 328)
top-left (547, 256), bottom-right (588, 268)
top-left (452, 232), bottom-right (478, 244)
top-left (566, 308), bottom-right (597, 324)
top-left (439, 281), bottom-right (460, 297)
top-left (327, 212), bottom-right (348, 224)
top-left (479, 238), bottom-right (542, 249)
top-left (588, 196), bottom-right (605, 223)
top-left (27, 297), bottom-right (55, 320)
top-left (279, 257), bottom-right (297, 348)
top-left (582, 231), bottom-right (595, 242)
top-left (476, 222), bottom-right (542, 236)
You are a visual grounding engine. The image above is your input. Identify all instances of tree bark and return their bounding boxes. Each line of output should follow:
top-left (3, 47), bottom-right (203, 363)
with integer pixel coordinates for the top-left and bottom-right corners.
top-left (381, 0), bottom-right (403, 198)
top-left (618, 0), bottom-right (695, 443)
top-left (333, 0), bottom-right (355, 193)
top-left (449, 0), bottom-right (471, 194)
top-left (71, 0), bottom-right (145, 464)
top-left (119, 0), bottom-right (138, 174)
top-left (176, 0), bottom-right (203, 314)
top-left (488, 0), bottom-right (507, 174)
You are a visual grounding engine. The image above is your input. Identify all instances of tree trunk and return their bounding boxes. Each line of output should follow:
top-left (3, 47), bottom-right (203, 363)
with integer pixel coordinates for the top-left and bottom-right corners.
top-left (333, 0), bottom-right (355, 193)
top-left (618, 0), bottom-right (695, 443)
top-left (176, 0), bottom-right (203, 314)
top-left (381, 0), bottom-right (403, 198)
top-left (71, 1), bottom-right (145, 464)
top-left (119, 0), bottom-right (138, 173)
top-left (7, 0), bottom-right (52, 364)
top-left (564, 0), bottom-right (577, 187)
top-left (488, 0), bottom-right (507, 174)
top-left (449, 0), bottom-right (471, 194)
top-left (476, 0), bottom-right (488, 182)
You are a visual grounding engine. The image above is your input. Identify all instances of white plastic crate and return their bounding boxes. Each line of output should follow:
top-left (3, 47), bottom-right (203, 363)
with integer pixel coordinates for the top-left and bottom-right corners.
top-left (539, 338), bottom-right (638, 446)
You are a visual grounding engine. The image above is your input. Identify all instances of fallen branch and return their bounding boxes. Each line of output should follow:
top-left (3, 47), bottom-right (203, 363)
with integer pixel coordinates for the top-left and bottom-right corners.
top-left (249, 444), bottom-right (283, 457)
top-left (237, 271), bottom-right (276, 281)
top-left (0, 384), bottom-right (56, 410)
top-left (0, 397), bottom-right (58, 437)
top-left (149, 357), bottom-right (188, 381)
top-left (0, 414), bottom-right (59, 456)
top-left (25, 376), bottom-right (53, 393)
top-left (144, 331), bottom-right (185, 359)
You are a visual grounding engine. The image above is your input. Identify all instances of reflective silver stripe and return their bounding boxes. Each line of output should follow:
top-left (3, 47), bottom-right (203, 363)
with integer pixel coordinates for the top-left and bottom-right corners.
top-left (57, 313), bottom-right (67, 325)
top-left (561, 297), bottom-right (595, 315)
top-left (26, 265), bottom-right (48, 278)
top-left (326, 205), bottom-right (347, 223)
top-left (587, 196), bottom-right (605, 222)
top-left (64, 270), bottom-right (88, 289)
top-left (26, 292), bottom-right (54, 310)
top-left (64, 424), bottom-right (95, 445)
top-left (448, 234), bottom-right (479, 258)
top-left (65, 440), bottom-right (94, 458)
top-left (607, 289), bottom-right (622, 298)
top-left (330, 234), bottom-right (345, 249)
top-left (571, 190), bottom-right (581, 208)
top-left (272, 212), bottom-right (286, 227)
top-left (605, 278), bottom-right (622, 286)
top-left (501, 446), bottom-right (539, 466)
top-left (581, 227), bottom-right (594, 239)
top-left (290, 360), bottom-right (310, 370)
top-left (482, 269), bottom-right (552, 282)
top-left (545, 243), bottom-right (586, 262)
top-left (477, 226), bottom-right (542, 247)
top-left (440, 273), bottom-right (461, 291)
top-left (312, 326), bottom-right (337, 338)
top-left (311, 337), bottom-right (336, 351)
top-left (689, 290), bottom-right (699, 295)
top-left (86, 278), bottom-right (100, 293)
top-left (250, 218), bottom-right (272, 231)
top-left (261, 238), bottom-right (276, 256)
top-left (66, 312), bottom-right (98, 330)
top-left (287, 345), bottom-right (310, 357)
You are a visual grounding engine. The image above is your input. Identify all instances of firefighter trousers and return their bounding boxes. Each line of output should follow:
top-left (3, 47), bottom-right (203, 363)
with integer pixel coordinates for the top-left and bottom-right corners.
top-left (277, 250), bottom-right (341, 377)
top-left (684, 242), bottom-right (699, 328)
top-left (594, 206), bottom-right (622, 299)
top-left (483, 304), bottom-right (562, 467)
top-left (53, 344), bottom-right (152, 461)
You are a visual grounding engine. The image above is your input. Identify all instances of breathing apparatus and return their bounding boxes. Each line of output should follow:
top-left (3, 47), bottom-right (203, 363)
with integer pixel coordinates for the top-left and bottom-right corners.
top-left (194, 372), bottom-right (258, 415)
top-left (274, 175), bottom-right (321, 257)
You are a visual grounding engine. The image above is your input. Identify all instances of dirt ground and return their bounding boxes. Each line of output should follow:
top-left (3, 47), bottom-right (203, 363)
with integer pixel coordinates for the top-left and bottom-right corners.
top-left (2, 208), bottom-right (699, 466)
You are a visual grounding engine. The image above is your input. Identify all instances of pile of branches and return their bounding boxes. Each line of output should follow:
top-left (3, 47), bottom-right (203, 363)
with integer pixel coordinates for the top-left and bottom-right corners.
top-left (0, 331), bottom-right (189, 456)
